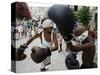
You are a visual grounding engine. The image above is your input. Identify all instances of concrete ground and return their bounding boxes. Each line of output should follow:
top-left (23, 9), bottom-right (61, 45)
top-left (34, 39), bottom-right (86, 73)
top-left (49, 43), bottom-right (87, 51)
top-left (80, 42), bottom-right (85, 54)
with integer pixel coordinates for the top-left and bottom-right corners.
top-left (12, 31), bottom-right (83, 73)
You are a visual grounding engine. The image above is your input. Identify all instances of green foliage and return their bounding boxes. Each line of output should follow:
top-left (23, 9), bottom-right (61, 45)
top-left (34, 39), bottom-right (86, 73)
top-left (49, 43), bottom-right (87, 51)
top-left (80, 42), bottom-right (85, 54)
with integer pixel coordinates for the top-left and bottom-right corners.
top-left (74, 12), bottom-right (78, 21)
top-left (27, 20), bottom-right (33, 26)
top-left (77, 6), bottom-right (92, 27)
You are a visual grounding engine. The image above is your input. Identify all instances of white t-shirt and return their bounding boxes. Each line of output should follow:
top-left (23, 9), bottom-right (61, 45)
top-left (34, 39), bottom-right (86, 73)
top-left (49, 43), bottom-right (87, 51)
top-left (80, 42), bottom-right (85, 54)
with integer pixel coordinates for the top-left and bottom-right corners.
top-left (18, 25), bottom-right (23, 32)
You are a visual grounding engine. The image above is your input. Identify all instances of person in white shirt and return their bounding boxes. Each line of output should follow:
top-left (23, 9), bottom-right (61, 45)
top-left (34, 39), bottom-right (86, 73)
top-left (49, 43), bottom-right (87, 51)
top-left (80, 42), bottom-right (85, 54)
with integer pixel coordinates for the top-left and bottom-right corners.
top-left (23, 19), bottom-right (58, 71)
top-left (18, 24), bottom-right (23, 38)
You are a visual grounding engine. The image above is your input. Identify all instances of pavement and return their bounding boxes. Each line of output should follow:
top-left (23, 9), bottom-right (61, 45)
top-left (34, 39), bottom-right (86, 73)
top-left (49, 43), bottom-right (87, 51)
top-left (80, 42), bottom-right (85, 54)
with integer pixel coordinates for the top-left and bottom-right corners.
top-left (14, 34), bottom-right (82, 73)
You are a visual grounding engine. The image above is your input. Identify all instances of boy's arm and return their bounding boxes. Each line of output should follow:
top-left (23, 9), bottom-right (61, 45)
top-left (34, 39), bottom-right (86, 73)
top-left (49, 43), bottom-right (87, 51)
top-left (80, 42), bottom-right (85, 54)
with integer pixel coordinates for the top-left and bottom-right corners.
top-left (51, 32), bottom-right (58, 51)
top-left (67, 36), bottom-right (95, 52)
top-left (25, 33), bottom-right (41, 46)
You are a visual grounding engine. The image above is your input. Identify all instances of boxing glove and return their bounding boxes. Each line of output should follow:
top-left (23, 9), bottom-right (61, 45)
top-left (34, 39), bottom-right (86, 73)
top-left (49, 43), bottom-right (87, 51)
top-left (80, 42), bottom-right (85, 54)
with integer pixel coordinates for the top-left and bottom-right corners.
top-left (31, 46), bottom-right (51, 63)
top-left (65, 52), bottom-right (80, 69)
top-left (16, 44), bottom-right (27, 61)
top-left (48, 4), bottom-right (75, 42)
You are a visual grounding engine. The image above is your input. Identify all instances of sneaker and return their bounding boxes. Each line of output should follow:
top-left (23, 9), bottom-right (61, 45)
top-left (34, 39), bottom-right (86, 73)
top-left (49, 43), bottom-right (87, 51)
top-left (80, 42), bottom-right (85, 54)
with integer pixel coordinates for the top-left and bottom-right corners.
top-left (40, 67), bottom-right (48, 72)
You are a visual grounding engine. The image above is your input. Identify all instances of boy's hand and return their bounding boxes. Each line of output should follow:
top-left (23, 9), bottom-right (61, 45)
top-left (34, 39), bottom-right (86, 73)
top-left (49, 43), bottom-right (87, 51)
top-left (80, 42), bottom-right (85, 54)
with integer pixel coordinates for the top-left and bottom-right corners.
top-left (16, 44), bottom-right (28, 61)
top-left (67, 42), bottom-right (81, 52)
top-left (20, 44), bottom-right (28, 49)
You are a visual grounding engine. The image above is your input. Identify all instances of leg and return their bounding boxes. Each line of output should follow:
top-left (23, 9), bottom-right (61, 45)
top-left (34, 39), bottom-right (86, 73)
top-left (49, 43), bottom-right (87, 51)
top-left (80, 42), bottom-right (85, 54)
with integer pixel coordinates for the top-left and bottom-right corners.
top-left (40, 56), bottom-right (51, 71)
top-left (81, 46), bottom-right (96, 68)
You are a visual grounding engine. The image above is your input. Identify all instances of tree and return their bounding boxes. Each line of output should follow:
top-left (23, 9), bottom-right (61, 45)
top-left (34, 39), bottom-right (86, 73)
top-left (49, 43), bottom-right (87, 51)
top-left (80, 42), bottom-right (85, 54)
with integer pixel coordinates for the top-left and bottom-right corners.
top-left (77, 6), bottom-right (92, 27)
top-left (16, 2), bottom-right (32, 20)
top-left (74, 12), bottom-right (78, 22)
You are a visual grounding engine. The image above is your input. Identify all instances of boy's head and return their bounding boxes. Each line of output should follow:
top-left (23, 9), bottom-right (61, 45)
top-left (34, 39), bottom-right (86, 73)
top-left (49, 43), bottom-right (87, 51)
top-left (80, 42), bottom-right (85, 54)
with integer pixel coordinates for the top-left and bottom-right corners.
top-left (42, 19), bottom-right (53, 33)
top-left (72, 26), bottom-right (89, 43)
top-left (73, 26), bottom-right (87, 37)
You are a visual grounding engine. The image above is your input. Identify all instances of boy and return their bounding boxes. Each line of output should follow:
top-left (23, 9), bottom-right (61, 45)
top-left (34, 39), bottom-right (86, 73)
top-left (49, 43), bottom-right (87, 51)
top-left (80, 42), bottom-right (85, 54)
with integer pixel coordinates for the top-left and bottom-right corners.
top-left (67, 26), bottom-right (96, 68)
top-left (21, 19), bottom-right (58, 71)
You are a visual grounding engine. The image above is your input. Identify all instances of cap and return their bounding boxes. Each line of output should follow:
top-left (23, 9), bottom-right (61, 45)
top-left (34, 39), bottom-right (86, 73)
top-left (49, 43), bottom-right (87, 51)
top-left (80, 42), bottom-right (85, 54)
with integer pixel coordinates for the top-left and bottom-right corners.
top-left (42, 19), bottom-right (53, 28)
